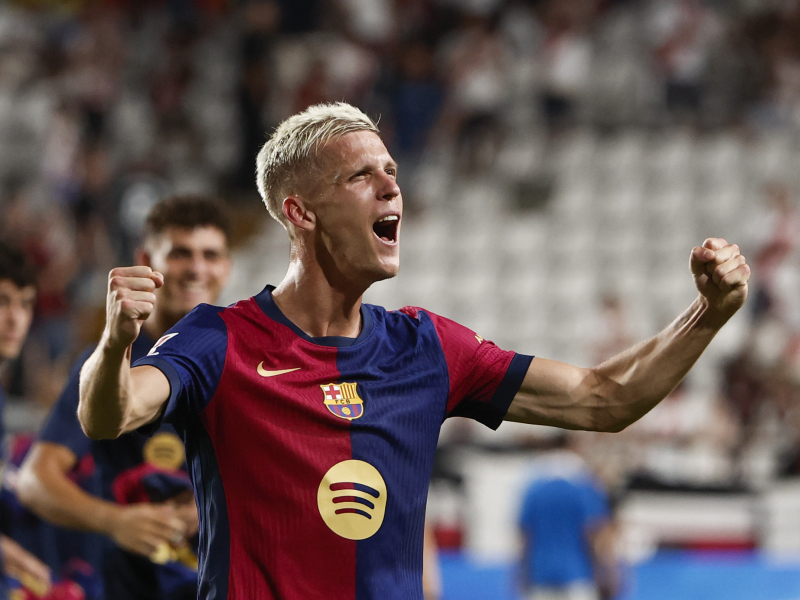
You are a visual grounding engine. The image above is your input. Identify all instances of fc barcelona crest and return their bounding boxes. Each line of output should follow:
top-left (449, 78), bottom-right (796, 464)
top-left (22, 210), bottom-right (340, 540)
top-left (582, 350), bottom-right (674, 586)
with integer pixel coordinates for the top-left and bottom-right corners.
top-left (320, 382), bottom-right (364, 420)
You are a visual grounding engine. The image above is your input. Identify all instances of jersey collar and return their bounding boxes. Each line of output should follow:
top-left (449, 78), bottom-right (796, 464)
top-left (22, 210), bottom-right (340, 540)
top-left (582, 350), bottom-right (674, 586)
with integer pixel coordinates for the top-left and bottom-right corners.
top-left (254, 285), bottom-right (374, 348)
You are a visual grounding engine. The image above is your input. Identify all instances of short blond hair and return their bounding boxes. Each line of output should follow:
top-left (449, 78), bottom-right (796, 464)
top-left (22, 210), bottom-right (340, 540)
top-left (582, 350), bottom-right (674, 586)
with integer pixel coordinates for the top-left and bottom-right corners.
top-left (255, 102), bottom-right (379, 229)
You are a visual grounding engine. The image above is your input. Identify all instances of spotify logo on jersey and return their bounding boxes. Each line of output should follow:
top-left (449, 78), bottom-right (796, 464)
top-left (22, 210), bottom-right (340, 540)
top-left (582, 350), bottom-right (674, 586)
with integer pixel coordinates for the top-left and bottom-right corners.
top-left (317, 460), bottom-right (387, 540)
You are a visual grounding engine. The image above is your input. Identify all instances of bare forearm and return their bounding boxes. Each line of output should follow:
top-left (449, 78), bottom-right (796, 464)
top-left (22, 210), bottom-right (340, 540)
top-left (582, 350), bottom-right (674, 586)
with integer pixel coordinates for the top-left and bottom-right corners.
top-left (78, 339), bottom-right (133, 439)
top-left (509, 296), bottom-right (727, 431)
top-left (17, 463), bottom-right (120, 535)
top-left (509, 238), bottom-right (749, 432)
top-left (587, 295), bottom-right (724, 430)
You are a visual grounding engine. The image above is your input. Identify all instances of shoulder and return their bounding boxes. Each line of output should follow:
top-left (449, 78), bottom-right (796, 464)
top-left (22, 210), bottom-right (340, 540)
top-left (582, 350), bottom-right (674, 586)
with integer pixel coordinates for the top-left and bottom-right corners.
top-left (369, 304), bottom-right (435, 325)
top-left (366, 304), bottom-right (443, 336)
top-left (135, 304), bottom-right (230, 362)
top-left (168, 303), bottom-right (229, 336)
top-left (184, 303), bottom-right (229, 321)
top-left (369, 305), bottom-right (482, 345)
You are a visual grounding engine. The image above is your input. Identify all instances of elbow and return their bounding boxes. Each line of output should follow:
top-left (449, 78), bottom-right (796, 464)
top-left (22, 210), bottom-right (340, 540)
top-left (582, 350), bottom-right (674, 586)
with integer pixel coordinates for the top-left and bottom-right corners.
top-left (585, 370), bottom-right (638, 433)
top-left (16, 467), bottom-right (39, 511)
top-left (77, 408), bottom-right (123, 441)
top-left (595, 418), bottom-right (632, 434)
top-left (80, 422), bottom-right (122, 440)
top-left (16, 459), bottom-right (57, 519)
top-left (587, 396), bottom-right (636, 433)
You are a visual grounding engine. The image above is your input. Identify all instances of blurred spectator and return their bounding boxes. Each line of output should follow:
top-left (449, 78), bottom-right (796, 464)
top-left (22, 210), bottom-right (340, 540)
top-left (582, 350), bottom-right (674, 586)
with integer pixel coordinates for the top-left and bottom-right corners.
top-left (518, 435), bottom-right (620, 600)
top-left (391, 40), bottom-right (444, 158)
top-left (537, 0), bottom-right (596, 131)
top-left (235, 1), bottom-right (279, 191)
top-left (744, 5), bottom-right (800, 130)
top-left (650, 0), bottom-right (722, 125)
top-left (744, 182), bottom-right (799, 322)
top-left (722, 349), bottom-right (769, 443)
top-left (440, 14), bottom-right (511, 171)
top-left (0, 242), bottom-right (53, 598)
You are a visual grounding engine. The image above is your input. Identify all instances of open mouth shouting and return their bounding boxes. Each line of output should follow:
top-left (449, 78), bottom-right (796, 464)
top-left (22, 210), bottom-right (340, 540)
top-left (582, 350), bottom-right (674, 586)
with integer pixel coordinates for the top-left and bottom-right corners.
top-left (372, 215), bottom-right (400, 245)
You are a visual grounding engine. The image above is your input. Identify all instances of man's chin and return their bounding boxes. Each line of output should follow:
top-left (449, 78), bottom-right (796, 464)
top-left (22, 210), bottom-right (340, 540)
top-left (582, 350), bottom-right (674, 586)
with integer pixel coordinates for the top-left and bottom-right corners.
top-left (368, 263), bottom-right (399, 284)
top-left (0, 342), bottom-right (21, 362)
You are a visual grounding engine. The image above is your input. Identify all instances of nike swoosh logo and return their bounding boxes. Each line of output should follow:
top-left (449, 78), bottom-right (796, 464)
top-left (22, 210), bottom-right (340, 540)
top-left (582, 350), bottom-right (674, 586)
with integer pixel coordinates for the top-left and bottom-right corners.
top-left (257, 363), bottom-right (301, 378)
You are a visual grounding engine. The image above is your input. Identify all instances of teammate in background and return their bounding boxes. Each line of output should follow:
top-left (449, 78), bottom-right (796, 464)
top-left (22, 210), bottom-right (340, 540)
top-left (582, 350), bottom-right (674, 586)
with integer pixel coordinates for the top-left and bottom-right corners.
top-left (77, 103), bottom-right (750, 600)
top-left (0, 242), bottom-right (53, 593)
top-left (17, 197), bottom-right (232, 600)
top-left (518, 435), bottom-right (618, 600)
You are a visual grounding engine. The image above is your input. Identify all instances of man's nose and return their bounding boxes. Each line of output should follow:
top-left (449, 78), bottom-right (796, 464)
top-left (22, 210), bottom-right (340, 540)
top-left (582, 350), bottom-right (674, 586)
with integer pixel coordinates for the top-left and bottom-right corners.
top-left (378, 172), bottom-right (400, 201)
top-left (187, 253), bottom-right (206, 275)
top-left (8, 304), bottom-right (28, 330)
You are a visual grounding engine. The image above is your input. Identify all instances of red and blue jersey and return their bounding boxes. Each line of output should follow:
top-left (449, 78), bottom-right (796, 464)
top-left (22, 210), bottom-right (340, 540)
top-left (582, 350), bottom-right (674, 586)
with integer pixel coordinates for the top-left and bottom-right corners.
top-left (134, 285), bottom-right (533, 600)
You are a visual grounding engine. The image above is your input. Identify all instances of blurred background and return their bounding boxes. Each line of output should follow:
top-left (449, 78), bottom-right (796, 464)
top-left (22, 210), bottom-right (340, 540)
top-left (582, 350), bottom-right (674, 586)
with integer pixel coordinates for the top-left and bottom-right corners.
top-left (1, 0), bottom-right (800, 598)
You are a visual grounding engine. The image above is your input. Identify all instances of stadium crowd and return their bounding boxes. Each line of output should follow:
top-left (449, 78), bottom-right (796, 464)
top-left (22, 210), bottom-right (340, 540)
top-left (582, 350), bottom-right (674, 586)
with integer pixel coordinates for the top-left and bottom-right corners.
top-left (0, 0), bottom-right (798, 597)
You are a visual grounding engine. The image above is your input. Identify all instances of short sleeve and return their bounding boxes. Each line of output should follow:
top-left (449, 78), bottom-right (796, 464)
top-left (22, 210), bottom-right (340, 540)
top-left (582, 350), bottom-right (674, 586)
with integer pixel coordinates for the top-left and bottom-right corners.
top-left (416, 309), bottom-right (533, 430)
top-left (133, 304), bottom-right (228, 430)
top-left (40, 347), bottom-right (95, 458)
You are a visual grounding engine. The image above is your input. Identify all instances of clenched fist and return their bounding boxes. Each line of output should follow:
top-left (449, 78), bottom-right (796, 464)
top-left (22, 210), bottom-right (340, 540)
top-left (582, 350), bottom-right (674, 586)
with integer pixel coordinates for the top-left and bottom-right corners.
top-left (691, 238), bottom-right (750, 320)
top-left (105, 266), bottom-right (164, 349)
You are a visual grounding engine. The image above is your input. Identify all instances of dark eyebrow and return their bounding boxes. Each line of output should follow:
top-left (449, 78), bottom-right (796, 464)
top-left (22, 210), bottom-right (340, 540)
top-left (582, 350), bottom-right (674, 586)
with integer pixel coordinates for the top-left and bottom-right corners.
top-left (345, 159), bottom-right (398, 181)
top-left (347, 165), bottom-right (372, 180)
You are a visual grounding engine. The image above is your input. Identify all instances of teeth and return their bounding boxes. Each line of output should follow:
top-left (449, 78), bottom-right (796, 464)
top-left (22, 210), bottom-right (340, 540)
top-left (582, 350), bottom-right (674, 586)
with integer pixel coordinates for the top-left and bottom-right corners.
top-left (378, 215), bottom-right (399, 223)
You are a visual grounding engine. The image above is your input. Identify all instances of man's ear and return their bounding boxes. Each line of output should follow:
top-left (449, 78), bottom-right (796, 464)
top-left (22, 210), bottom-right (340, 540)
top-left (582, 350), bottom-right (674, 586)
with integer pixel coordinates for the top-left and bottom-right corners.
top-left (283, 196), bottom-right (316, 232)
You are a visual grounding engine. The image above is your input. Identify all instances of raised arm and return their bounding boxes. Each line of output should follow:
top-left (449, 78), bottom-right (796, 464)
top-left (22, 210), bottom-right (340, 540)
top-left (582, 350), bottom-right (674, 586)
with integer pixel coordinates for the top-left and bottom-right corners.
top-left (78, 266), bottom-right (171, 439)
top-left (506, 238), bottom-right (750, 432)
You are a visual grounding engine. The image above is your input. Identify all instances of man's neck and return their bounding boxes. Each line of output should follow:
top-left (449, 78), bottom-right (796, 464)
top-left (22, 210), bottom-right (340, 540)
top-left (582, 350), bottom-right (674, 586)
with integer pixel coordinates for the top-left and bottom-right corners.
top-left (272, 263), bottom-right (364, 339)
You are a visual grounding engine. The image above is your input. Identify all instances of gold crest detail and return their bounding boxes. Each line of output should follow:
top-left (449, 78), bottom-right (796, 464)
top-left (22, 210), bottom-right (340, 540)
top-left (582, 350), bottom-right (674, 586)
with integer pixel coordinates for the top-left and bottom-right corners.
top-left (320, 382), bottom-right (365, 420)
top-left (143, 432), bottom-right (185, 471)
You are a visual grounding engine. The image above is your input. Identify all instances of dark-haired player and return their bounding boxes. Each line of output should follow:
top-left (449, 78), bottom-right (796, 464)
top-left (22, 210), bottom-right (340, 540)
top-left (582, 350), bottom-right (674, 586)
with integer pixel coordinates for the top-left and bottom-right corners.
top-left (17, 196), bottom-right (232, 600)
top-left (78, 103), bottom-right (750, 600)
top-left (0, 242), bottom-right (52, 593)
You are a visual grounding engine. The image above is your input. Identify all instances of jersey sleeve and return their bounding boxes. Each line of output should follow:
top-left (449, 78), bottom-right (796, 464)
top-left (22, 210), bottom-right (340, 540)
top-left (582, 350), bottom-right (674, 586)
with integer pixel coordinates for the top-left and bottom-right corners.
top-left (413, 308), bottom-right (533, 430)
top-left (39, 347), bottom-right (95, 458)
top-left (133, 304), bottom-right (228, 430)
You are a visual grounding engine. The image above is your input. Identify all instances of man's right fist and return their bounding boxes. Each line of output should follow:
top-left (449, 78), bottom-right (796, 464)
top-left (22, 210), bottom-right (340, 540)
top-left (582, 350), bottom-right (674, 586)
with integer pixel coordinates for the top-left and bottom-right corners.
top-left (105, 266), bottom-right (164, 349)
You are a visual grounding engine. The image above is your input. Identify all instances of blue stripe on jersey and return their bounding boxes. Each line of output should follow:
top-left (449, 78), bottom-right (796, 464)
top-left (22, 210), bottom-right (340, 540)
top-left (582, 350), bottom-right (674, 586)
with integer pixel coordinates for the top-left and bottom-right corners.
top-left (343, 306), bottom-right (448, 600)
top-left (184, 412), bottom-right (231, 600)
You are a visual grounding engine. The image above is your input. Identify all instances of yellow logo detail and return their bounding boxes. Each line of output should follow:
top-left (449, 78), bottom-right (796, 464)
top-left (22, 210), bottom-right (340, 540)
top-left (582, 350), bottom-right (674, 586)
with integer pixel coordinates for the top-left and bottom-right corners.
top-left (475, 335), bottom-right (484, 343)
top-left (143, 432), bottom-right (185, 470)
top-left (320, 382), bottom-right (364, 420)
top-left (257, 363), bottom-right (301, 378)
top-left (317, 460), bottom-right (387, 540)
